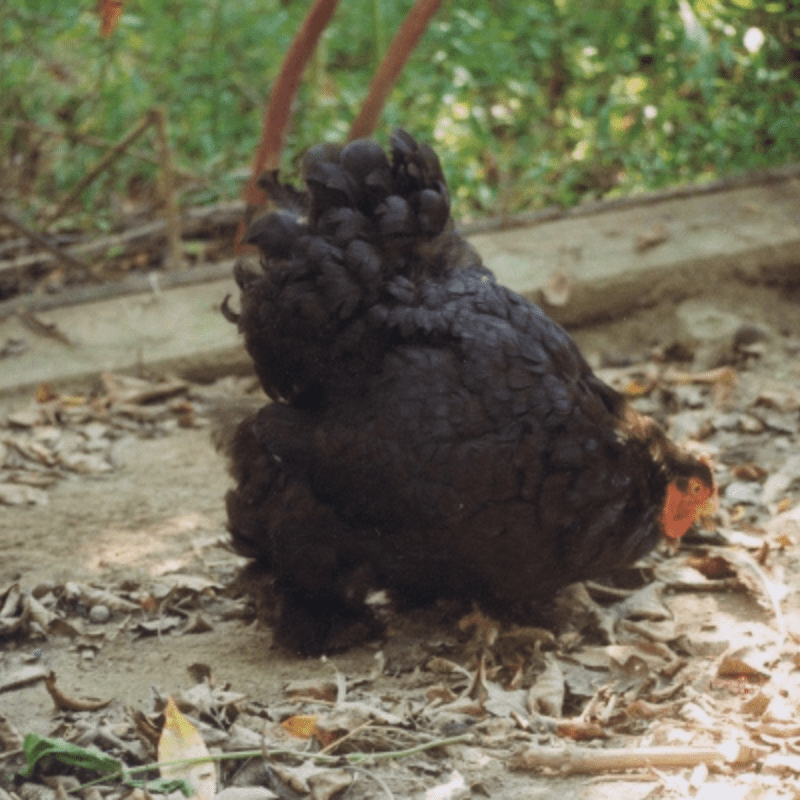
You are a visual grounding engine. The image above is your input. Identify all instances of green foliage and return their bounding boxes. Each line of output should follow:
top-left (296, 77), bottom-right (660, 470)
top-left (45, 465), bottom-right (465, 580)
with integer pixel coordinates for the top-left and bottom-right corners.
top-left (1, 0), bottom-right (798, 223)
top-left (20, 733), bottom-right (195, 795)
top-left (20, 733), bottom-right (123, 778)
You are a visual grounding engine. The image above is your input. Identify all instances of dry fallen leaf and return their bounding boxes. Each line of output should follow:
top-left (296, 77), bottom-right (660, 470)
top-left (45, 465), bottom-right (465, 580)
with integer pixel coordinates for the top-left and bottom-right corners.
top-left (426, 684), bottom-right (459, 704)
top-left (623, 378), bottom-right (651, 397)
top-left (755, 387), bottom-right (800, 413)
top-left (280, 714), bottom-right (319, 740)
top-left (762, 455), bottom-right (800, 509)
top-left (767, 505), bottom-right (800, 544)
top-left (62, 582), bottom-right (140, 613)
top-left (732, 463), bottom-right (768, 482)
top-left (269, 761), bottom-right (352, 799)
top-left (0, 483), bottom-right (49, 506)
top-left (739, 689), bottom-right (771, 718)
top-left (482, 680), bottom-right (528, 719)
top-left (0, 712), bottom-right (24, 751)
top-left (686, 554), bottom-right (736, 580)
top-left (761, 752), bottom-right (800, 776)
top-left (717, 649), bottom-right (771, 682)
top-left (45, 671), bottom-right (112, 712)
top-left (284, 679), bottom-right (338, 703)
top-left (307, 769), bottom-right (353, 800)
top-left (774, 497), bottom-right (793, 515)
top-left (131, 708), bottom-right (162, 746)
top-left (158, 698), bottom-right (216, 800)
top-left (527, 654), bottom-right (564, 717)
top-left (0, 665), bottom-right (48, 694)
top-left (624, 698), bottom-right (679, 721)
top-left (422, 770), bottom-right (468, 800)
top-left (555, 719), bottom-right (607, 741)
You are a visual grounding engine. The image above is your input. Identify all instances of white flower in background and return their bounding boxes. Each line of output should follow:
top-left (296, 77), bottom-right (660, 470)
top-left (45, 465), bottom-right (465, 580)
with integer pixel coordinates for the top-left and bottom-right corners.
top-left (744, 27), bottom-right (765, 54)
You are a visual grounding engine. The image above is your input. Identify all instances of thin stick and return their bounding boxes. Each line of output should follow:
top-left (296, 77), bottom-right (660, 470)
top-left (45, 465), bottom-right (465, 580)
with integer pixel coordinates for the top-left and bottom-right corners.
top-left (49, 111), bottom-right (157, 223)
top-left (342, 733), bottom-right (471, 764)
top-left (510, 743), bottom-right (745, 774)
top-left (69, 733), bottom-right (474, 793)
top-left (318, 721), bottom-right (373, 757)
top-left (0, 206), bottom-right (87, 271)
top-left (348, 0), bottom-right (444, 141)
top-left (151, 107), bottom-right (183, 269)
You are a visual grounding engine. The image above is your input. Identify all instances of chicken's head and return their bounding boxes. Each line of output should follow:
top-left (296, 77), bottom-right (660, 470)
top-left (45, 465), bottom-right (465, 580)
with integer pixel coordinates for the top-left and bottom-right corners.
top-left (661, 457), bottom-right (717, 539)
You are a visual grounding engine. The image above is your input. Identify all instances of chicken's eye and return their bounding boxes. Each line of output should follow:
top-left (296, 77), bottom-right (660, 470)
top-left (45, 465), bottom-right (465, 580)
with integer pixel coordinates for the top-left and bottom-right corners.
top-left (689, 480), bottom-right (703, 495)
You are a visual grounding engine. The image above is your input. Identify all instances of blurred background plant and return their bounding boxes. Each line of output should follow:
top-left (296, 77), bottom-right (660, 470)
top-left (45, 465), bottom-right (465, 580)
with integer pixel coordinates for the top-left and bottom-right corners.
top-left (1, 0), bottom-right (798, 228)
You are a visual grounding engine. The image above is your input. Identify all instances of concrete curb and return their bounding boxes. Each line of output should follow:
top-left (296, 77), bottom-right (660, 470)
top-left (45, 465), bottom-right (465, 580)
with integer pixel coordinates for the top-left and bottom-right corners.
top-left (1, 174), bottom-right (798, 398)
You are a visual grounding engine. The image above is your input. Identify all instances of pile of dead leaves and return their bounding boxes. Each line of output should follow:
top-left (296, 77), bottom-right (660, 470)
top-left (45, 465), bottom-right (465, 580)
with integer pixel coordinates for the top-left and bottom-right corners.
top-left (2, 531), bottom-right (800, 800)
top-left (1, 588), bottom-right (800, 800)
top-left (0, 373), bottom-right (256, 507)
top-left (2, 327), bottom-right (800, 799)
top-left (0, 574), bottom-right (234, 652)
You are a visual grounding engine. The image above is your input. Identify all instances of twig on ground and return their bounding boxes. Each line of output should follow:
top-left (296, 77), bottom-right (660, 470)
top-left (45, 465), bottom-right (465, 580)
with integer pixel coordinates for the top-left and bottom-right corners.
top-left (318, 721), bottom-right (373, 756)
top-left (0, 205), bottom-right (87, 272)
top-left (509, 742), bottom-right (753, 774)
top-left (15, 307), bottom-right (72, 345)
top-left (45, 671), bottom-right (112, 712)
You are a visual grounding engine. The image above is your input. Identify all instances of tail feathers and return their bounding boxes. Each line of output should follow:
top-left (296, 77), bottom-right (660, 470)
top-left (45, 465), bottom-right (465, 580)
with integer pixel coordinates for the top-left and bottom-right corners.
top-left (228, 130), bottom-right (479, 405)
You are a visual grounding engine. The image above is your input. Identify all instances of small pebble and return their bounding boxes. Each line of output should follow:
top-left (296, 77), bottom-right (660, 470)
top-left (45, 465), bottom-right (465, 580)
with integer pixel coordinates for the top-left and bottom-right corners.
top-left (89, 604), bottom-right (110, 624)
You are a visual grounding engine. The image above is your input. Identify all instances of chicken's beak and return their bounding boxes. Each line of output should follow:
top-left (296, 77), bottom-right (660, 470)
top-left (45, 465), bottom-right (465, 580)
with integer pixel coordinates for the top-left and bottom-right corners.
top-left (696, 492), bottom-right (719, 519)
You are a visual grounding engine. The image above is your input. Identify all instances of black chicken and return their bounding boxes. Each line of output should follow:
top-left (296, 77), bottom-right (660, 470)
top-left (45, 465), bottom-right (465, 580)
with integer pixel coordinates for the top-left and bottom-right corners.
top-left (222, 130), bottom-right (716, 655)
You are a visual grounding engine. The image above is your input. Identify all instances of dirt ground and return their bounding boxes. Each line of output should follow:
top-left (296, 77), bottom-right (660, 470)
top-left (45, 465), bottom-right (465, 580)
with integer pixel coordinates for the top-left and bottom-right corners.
top-left (2, 281), bottom-right (800, 800)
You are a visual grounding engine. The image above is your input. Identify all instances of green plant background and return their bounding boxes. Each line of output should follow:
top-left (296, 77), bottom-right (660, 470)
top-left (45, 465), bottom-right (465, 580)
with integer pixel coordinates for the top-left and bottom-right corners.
top-left (2, 0), bottom-right (798, 224)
